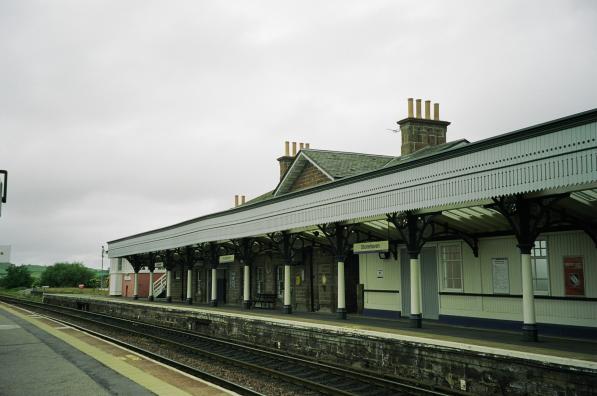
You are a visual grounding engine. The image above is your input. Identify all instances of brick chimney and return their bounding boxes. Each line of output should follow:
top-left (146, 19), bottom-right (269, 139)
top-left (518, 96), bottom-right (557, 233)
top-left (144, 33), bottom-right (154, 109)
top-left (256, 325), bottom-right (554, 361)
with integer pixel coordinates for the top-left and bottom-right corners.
top-left (277, 141), bottom-right (309, 180)
top-left (398, 98), bottom-right (450, 155)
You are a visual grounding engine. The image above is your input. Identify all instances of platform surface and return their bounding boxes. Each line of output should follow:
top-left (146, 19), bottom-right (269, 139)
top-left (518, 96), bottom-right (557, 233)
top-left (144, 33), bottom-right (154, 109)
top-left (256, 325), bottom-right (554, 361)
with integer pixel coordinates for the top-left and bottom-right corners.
top-left (51, 294), bottom-right (597, 370)
top-left (0, 301), bottom-right (235, 396)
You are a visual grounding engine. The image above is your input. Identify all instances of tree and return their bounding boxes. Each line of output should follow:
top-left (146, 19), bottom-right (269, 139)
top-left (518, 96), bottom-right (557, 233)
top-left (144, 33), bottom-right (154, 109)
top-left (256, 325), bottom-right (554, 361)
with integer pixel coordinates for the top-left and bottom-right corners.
top-left (39, 262), bottom-right (96, 288)
top-left (0, 265), bottom-right (34, 288)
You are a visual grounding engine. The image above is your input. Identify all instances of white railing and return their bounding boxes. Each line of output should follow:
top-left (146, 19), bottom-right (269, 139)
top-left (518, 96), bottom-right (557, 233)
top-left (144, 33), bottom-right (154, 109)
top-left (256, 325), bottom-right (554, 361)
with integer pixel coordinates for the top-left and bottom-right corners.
top-left (153, 274), bottom-right (167, 297)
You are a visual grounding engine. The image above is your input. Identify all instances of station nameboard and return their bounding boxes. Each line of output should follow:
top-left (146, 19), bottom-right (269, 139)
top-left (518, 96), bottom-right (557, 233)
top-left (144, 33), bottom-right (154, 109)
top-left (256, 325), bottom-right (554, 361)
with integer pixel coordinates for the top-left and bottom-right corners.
top-left (353, 241), bottom-right (389, 254)
top-left (219, 254), bottom-right (235, 264)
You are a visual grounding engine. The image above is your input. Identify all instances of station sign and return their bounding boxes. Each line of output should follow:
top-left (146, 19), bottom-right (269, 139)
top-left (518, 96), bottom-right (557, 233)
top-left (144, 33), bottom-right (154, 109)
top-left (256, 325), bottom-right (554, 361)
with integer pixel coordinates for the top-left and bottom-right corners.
top-left (353, 240), bottom-right (389, 254)
top-left (219, 254), bottom-right (235, 264)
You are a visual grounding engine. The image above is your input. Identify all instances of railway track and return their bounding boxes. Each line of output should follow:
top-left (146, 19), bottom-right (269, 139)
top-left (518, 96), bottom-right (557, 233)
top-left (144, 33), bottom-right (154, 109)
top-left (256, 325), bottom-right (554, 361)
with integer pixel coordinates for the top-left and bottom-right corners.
top-left (0, 295), bottom-right (453, 396)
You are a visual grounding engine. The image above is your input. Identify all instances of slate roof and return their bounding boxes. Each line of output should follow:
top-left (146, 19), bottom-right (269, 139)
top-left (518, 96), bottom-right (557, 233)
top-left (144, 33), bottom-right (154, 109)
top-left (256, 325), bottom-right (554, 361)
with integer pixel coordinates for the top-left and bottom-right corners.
top-left (301, 150), bottom-right (395, 179)
top-left (244, 140), bottom-right (470, 205)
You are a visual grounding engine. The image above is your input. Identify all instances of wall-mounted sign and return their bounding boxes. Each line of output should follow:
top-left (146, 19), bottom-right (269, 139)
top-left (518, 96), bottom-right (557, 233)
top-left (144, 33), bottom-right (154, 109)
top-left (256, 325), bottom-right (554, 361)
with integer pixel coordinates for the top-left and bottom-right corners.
top-left (564, 256), bottom-right (585, 296)
top-left (353, 240), bottom-right (389, 254)
top-left (219, 254), bottom-right (235, 264)
top-left (492, 258), bottom-right (510, 294)
top-left (376, 269), bottom-right (384, 278)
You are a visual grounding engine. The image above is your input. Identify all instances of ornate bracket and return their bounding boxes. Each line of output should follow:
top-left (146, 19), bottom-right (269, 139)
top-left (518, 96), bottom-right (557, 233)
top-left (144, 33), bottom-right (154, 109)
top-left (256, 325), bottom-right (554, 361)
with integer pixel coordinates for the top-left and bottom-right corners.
top-left (486, 194), bottom-right (568, 253)
top-left (231, 238), bottom-right (262, 266)
top-left (316, 223), bottom-right (357, 261)
top-left (125, 254), bottom-right (144, 273)
top-left (387, 212), bottom-right (439, 259)
top-left (266, 231), bottom-right (301, 264)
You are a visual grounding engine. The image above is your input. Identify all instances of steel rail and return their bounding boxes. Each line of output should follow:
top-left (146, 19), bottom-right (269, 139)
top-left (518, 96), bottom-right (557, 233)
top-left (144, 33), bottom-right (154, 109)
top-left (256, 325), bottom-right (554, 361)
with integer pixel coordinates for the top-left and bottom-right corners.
top-left (0, 296), bottom-right (263, 396)
top-left (0, 296), bottom-right (454, 395)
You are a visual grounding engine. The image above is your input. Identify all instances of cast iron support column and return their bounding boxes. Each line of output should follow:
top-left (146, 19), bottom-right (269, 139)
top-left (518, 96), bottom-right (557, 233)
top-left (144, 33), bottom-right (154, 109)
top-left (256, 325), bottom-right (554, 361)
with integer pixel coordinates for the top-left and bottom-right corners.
top-left (243, 264), bottom-right (251, 309)
top-left (317, 223), bottom-right (356, 320)
top-left (409, 253), bottom-right (422, 328)
top-left (148, 270), bottom-right (154, 301)
top-left (336, 256), bottom-right (346, 319)
top-left (186, 267), bottom-right (193, 304)
top-left (210, 267), bottom-right (218, 306)
top-left (133, 271), bottom-right (139, 300)
top-left (387, 212), bottom-right (437, 328)
top-left (520, 247), bottom-right (537, 341)
top-left (283, 263), bottom-right (292, 314)
top-left (166, 269), bottom-right (172, 302)
top-left (486, 195), bottom-right (562, 342)
top-left (267, 231), bottom-right (300, 314)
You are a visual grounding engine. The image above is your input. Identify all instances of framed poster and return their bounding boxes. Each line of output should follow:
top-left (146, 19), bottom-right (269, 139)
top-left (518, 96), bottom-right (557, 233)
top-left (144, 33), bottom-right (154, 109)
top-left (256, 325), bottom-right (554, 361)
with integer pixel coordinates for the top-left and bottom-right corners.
top-left (492, 258), bottom-right (510, 294)
top-left (564, 256), bottom-right (585, 296)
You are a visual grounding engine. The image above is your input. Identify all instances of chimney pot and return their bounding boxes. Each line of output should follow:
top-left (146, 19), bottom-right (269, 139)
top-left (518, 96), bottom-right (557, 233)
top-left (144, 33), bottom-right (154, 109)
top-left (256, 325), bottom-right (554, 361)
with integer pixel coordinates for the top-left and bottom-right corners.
top-left (424, 100), bottom-right (431, 119)
top-left (415, 99), bottom-right (422, 118)
top-left (292, 142), bottom-right (297, 156)
top-left (241, 195), bottom-right (245, 204)
top-left (299, 142), bottom-right (304, 150)
top-left (305, 143), bottom-right (310, 149)
top-left (434, 103), bottom-right (440, 120)
top-left (407, 98), bottom-right (414, 118)
top-left (234, 195), bottom-right (239, 207)
top-left (284, 141), bottom-right (290, 156)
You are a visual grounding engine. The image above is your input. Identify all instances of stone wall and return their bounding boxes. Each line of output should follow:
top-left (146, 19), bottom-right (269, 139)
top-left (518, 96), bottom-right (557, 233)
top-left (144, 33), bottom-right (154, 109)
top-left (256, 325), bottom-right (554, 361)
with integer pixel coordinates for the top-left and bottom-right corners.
top-left (43, 294), bottom-right (597, 395)
top-left (288, 162), bottom-right (330, 192)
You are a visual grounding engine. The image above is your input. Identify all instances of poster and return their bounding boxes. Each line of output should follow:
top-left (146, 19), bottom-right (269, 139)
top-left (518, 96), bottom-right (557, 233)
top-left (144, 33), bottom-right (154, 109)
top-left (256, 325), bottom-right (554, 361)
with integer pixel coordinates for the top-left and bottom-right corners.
top-left (492, 258), bottom-right (509, 294)
top-left (564, 256), bottom-right (584, 296)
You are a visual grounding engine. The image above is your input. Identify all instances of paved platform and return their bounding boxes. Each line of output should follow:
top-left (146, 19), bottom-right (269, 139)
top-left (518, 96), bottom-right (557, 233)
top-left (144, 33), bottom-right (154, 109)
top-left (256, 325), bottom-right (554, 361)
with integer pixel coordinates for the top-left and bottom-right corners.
top-left (54, 294), bottom-right (597, 370)
top-left (0, 301), bottom-right (235, 396)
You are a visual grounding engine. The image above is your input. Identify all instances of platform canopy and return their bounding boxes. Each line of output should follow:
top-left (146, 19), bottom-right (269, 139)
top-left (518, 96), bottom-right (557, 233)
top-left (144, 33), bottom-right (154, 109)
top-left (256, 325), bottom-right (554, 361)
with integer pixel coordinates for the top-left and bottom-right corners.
top-left (108, 109), bottom-right (597, 258)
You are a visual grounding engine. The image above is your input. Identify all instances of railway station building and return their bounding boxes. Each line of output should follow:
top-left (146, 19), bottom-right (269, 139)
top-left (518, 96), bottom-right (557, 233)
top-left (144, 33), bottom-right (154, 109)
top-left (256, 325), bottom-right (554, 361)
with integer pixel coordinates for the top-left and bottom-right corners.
top-left (108, 99), bottom-right (597, 341)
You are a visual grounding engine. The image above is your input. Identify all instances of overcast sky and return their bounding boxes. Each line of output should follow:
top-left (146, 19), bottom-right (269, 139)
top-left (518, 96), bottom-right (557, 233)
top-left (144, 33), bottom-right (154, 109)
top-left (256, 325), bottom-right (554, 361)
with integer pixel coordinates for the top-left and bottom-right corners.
top-left (1, 1), bottom-right (596, 268)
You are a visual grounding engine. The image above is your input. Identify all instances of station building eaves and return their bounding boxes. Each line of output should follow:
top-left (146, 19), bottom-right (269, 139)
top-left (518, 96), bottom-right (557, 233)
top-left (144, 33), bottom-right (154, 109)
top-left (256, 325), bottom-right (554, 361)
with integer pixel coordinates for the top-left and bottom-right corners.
top-left (108, 109), bottom-right (597, 257)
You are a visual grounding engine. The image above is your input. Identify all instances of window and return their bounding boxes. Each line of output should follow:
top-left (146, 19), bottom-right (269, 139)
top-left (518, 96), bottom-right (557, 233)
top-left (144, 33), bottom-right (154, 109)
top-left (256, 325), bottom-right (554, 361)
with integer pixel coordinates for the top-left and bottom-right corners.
top-left (256, 267), bottom-right (265, 294)
top-left (531, 240), bottom-right (549, 295)
top-left (117, 258), bottom-right (122, 272)
top-left (440, 244), bottom-right (463, 291)
top-left (277, 266), bottom-right (285, 297)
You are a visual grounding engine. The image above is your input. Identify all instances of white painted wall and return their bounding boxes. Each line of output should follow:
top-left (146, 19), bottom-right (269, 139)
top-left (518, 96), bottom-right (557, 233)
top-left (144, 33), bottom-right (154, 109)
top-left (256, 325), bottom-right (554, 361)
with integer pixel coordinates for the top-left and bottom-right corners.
top-left (440, 231), bottom-right (597, 327)
top-left (359, 253), bottom-right (401, 313)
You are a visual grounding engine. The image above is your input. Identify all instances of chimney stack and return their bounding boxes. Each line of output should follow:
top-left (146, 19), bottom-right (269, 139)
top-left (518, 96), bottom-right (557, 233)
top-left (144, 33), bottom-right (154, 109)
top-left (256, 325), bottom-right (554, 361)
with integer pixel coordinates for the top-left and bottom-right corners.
top-left (278, 141), bottom-right (295, 180)
top-left (398, 98), bottom-right (450, 155)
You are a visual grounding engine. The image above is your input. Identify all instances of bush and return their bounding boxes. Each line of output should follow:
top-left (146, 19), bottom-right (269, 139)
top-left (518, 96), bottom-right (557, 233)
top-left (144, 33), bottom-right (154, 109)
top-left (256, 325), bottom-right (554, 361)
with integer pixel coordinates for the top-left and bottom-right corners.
top-left (39, 262), bottom-right (97, 288)
top-left (0, 265), bottom-right (34, 289)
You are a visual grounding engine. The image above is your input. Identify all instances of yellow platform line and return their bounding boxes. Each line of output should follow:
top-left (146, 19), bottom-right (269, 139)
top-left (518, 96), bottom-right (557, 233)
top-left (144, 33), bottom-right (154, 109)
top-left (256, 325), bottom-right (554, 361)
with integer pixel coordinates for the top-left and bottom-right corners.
top-left (0, 303), bottom-right (191, 396)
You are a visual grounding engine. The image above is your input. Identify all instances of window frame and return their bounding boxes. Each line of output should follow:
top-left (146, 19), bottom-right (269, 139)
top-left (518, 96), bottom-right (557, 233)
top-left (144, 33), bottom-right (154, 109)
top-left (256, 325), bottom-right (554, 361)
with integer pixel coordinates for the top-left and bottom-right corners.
top-left (256, 267), bottom-right (265, 294)
top-left (439, 242), bottom-right (464, 292)
top-left (530, 239), bottom-right (550, 296)
top-left (277, 266), bottom-right (285, 298)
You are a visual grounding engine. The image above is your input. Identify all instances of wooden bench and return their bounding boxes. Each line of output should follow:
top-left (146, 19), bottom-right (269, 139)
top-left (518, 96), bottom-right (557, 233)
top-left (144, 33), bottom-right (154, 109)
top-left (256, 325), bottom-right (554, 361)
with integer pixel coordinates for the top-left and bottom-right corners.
top-left (253, 293), bottom-right (277, 309)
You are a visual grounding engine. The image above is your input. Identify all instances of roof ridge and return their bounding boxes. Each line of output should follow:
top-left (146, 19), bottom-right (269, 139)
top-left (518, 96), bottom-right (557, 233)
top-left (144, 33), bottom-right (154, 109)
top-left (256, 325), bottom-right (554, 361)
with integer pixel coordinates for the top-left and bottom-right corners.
top-left (302, 148), bottom-right (396, 159)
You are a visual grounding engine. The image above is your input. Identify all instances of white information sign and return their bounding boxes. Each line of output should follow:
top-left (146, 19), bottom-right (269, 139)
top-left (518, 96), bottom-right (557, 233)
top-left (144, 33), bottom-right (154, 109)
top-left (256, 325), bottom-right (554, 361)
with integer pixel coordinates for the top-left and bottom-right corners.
top-left (219, 254), bottom-right (235, 264)
top-left (353, 241), bottom-right (389, 254)
top-left (492, 258), bottom-right (510, 294)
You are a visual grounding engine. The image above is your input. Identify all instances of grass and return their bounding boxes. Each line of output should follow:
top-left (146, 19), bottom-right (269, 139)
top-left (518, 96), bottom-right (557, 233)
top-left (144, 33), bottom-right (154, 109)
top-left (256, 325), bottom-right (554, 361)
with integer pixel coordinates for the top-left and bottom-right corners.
top-left (38, 287), bottom-right (109, 296)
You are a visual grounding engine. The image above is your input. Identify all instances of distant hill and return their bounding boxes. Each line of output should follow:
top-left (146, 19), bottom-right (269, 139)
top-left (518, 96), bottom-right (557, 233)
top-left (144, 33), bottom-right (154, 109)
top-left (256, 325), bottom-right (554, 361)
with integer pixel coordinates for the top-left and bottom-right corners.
top-left (0, 263), bottom-right (48, 279)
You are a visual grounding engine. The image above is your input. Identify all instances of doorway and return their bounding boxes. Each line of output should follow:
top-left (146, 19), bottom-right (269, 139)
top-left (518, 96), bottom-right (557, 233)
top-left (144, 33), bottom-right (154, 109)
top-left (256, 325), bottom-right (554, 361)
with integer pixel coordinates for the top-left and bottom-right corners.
top-left (344, 253), bottom-right (360, 313)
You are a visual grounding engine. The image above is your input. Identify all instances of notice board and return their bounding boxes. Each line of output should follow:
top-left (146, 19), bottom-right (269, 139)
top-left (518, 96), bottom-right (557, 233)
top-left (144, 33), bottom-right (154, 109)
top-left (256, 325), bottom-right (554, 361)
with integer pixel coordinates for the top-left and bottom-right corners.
top-left (492, 258), bottom-right (510, 294)
top-left (564, 256), bottom-right (585, 296)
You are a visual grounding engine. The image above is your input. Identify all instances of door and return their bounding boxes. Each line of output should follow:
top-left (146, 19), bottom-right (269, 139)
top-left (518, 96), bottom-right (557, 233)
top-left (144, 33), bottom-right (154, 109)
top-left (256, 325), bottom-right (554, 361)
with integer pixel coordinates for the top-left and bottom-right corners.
top-left (401, 247), bottom-right (439, 319)
top-left (344, 253), bottom-right (359, 313)
top-left (217, 269), bottom-right (227, 304)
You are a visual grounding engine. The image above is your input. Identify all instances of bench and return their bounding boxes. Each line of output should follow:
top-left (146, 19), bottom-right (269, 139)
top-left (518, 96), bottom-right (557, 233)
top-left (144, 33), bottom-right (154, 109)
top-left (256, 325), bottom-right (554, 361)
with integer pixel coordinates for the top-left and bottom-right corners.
top-left (253, 293), bottom-right (277, 309)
